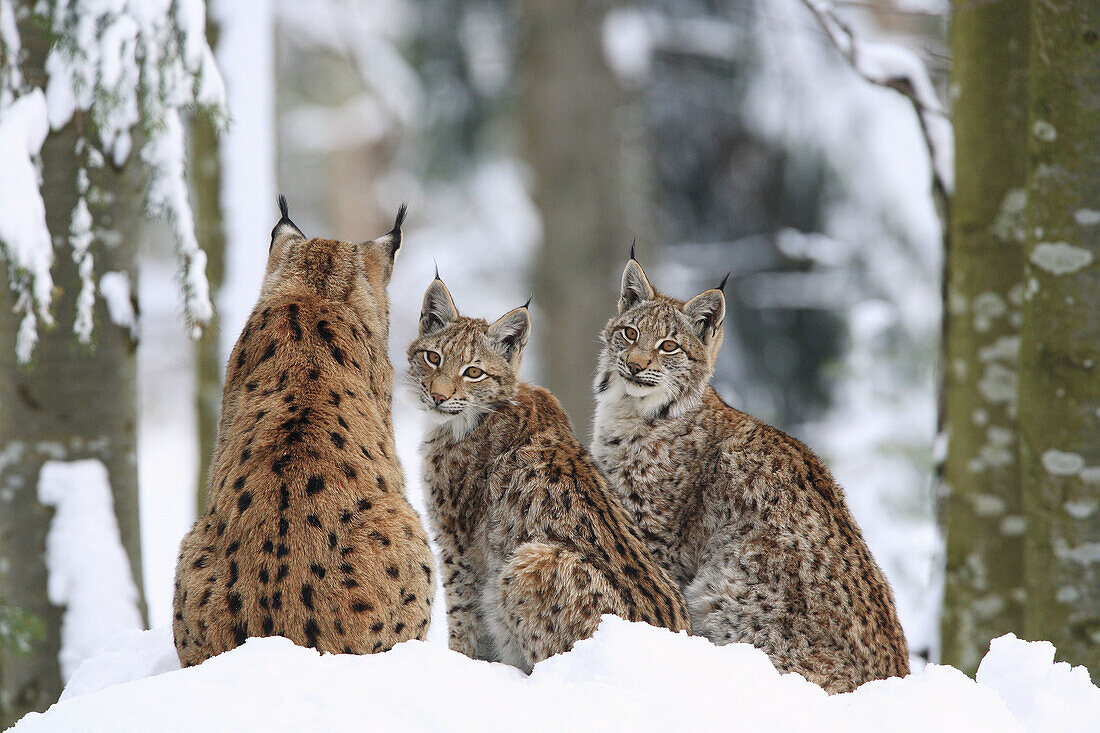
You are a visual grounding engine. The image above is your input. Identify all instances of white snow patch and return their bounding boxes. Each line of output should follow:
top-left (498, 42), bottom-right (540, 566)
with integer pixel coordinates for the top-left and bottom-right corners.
top-left (99, 270), bottom-right (138, 337)
top-left (1030, 242), bottom-right (1093, 276)
top-left (978, 336), bottom-right (1018, 364)
top-left (1054, 539), bottom-right (1100, 565)
top-left (999, 516), bottom-right (1025, 536)
top-left (1064, 499), bottom-right (1098, 519)
top-left (12, 620), bottom-right (1100, 732)
top-left (0, 0), bottom-right (21, 108)
top-left (70, 193), bottom-right (96, 343)
top-left (1074, 209), bottom-right (1100, 227)
top-left (978, 633), bottom-right (1100, 730)
top-left (1031, 120), bottom-right (1057, 142)
top-left (37, 459), bottom-right (144, 682)
top-left (970, 493), bottom-right (1006, 516)
top-left (972, 291), bottom-right (1006, 332)
top-left (602, 8), bottom-right (655, 82)
top-left (140, 110), bottom-right (213, 334)
top-left (977, 362), bottom-right (1016, 406)
top-left (212, 0), bottom-right (276, 365)
top-left (1041, 449), bottom-right (1085, 476)
top-left (0, 89), bottom-right (55, 361)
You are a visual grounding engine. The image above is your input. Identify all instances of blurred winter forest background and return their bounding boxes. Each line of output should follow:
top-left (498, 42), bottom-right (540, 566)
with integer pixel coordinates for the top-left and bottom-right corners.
top-left (2, 0), bottom-right (1098, 725)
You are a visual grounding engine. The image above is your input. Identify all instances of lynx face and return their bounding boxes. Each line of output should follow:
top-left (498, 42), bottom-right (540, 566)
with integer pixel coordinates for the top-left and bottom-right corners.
top-left (595, 257), bottom-right (726, 420)
top-left (407, 278), bottom-right (530, 440)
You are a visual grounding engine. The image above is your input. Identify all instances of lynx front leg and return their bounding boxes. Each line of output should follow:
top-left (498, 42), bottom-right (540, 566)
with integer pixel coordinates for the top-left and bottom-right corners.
top-left (494, 542), bottom-right (622, 672)
top-left (439, 548), bottom-right (491, 660)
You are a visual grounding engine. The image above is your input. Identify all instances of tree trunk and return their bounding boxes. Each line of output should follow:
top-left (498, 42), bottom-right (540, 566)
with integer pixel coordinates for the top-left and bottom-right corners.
top-left (0, 23), bottom-right (146, 727)
top-left (939, 0), bottom-right (1029, 674)
top-left (1019, 0), bottom-right (1100, 677)
top-left (517, 0), bottom-right (636, 439)
top-left (188, 22), bottom-right (226, 515)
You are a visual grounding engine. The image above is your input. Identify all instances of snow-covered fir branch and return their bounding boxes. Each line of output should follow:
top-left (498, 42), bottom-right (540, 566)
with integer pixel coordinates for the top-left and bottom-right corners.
top-left (799, 0), bottom-right (953, 201)
top-left (0, 0), bottom-right (225, 361)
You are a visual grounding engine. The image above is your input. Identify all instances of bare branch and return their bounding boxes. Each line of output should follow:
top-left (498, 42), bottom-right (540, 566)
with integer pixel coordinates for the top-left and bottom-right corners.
top-left (799, 0), bottom-right (953, 203)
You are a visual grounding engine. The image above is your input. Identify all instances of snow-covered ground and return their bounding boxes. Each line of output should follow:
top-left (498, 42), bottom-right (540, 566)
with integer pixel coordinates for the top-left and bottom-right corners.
top-left (10, 617), bottom-right (1099, 732)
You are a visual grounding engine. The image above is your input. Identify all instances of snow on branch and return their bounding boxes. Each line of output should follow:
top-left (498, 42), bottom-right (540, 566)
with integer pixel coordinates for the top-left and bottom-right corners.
top-left (0, 0), bottom-right (226, 361)
top-left (799, 0), bottom-right (953, 202)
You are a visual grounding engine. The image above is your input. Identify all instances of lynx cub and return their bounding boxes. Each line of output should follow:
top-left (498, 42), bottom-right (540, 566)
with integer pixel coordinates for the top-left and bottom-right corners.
top-left (408, 277), bottom-right (689, 671)
top-left (173, 199), bottom-right (434, 666)
top-left (590, 253), bottom-right (909, 693)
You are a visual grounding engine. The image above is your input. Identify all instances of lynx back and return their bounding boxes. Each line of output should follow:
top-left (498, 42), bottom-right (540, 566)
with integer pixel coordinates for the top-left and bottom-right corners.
top-left (173, 199), bottom-right (433, 666)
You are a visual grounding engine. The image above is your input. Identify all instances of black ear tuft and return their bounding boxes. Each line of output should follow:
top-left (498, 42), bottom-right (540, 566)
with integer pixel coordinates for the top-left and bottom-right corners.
top-left (383, 203), bottom-right (408, 256)
top-left (630, 237), bottom-right (636, 261)
top-left (271, 195), bottom-right (305, 250)
top-left (717, 272), bottom-right (730, 292)
top-left (393, 202), bottom-right (408, 232)
top-left (433, 259), bottom-right (440, 281)
top-left (523, 294), bottom-right (533, 310)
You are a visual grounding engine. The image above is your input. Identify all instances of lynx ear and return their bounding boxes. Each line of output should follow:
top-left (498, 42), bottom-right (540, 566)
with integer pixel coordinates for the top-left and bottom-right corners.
top-left (419, 278), bottom-right (458, 335)
top-left (487, 305), bottom-right (530, 364)
top-left (683, 288), bottom-right (725, 341)
top-left (271, 194), bottom-right (305, 250)
top-left (372, 202), bottom-right (407, 261)
top-left (619, 259), bottom-right (654, 313)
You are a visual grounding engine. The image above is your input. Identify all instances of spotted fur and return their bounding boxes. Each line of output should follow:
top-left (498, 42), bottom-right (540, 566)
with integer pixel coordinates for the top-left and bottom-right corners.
top-left (590, 257), bottom-right (909, 693)
top-left (172, 200), bottom-right (433, 666)
top-left (408, 279), bottom-right (689, 672)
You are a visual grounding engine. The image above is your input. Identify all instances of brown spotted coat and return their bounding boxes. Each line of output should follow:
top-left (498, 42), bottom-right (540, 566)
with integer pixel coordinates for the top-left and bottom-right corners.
top-left (408, 279), bottom-right (689, 672)
top-left (590, 257), bottom-right (909, 693)
top-left (173, 203), bottom-right (433, 666)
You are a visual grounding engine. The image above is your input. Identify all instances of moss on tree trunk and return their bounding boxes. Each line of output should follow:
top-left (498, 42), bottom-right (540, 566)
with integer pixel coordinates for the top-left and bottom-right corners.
top-left (940, 0), bottom-right (1030, 674)
top-left (1019, 0), bottom-right (1100, 677)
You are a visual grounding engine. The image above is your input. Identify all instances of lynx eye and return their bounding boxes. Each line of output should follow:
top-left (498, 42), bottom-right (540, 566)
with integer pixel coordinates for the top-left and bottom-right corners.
top-left (621, 326), bottom-right (638, 343)
top-left (657, 339), bottom-right (681, 354)
top-left (463, 366), bottom-right (486, 380)
top-left (424, 351), bottom-right (441, 367)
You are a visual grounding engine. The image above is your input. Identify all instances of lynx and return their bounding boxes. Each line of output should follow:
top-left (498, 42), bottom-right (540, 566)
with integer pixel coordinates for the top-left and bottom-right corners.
top-left (408, 277), bottom-right (689, 672)
top-left (173, 198), bottom-right (434, 666)
top-left (590, 252), bottom-right (909, 693)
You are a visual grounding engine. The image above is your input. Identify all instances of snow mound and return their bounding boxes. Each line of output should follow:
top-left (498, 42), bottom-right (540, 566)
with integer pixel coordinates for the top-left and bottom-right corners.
top-left (37, 459), bottom-right (144, 683)
top-left (11, 618), bottom-right (1098, 732)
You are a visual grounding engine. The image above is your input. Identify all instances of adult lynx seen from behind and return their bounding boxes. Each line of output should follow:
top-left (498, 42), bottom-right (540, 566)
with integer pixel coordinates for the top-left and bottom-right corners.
top-left (173, 199), bottom-right (433, 666)
top-left (590, 252), bottom-right (909, 693)
top-left (409, 277), bottom-right (689, 672)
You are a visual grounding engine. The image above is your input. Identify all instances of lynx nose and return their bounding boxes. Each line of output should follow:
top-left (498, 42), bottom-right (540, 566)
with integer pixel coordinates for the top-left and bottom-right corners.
top-left (626, 360), bottom-right (645, 376)
top-left (431, 392), bottom-right (447, 405)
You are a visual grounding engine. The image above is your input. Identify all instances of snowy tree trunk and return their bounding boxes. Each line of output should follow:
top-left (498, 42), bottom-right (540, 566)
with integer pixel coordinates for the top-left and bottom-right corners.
top-left (939, 0), bottom-right (1029, 674)
top-left (518, 0), bottom-right (634, 438)
top-left (188, 25), bottom-right (226, 515)
top-left (1019, 0), bottom-right (1100, 677)
top-left (0, 20), bottom-right (147, 726)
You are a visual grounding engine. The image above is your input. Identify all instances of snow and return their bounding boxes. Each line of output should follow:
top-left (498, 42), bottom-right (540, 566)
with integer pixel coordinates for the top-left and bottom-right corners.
top-left (36, 459), bottom-right (144, 683)
top-left (0, 0), bottom-right (22, 108)
top-left (98, 270), bottom-right (137, 336)
top-left (136, 257), bottom-right (199, 626)
top-left (0, 0), bottom-right (226, 359)
top-left (1029, 242), bottom-right (1094, 276)
top-left (1074, 209), bottom-right (1100, 227)
top-left (70, 186), bottom-right (96, 344)
top-left (0, 89), bottom-right (54, 363)
top-left (11, 618), bottom-right (1099, 732)
top-left (978, 633), bottom-right (1100, 730)
top-left (211, 0), bottom-right (275, 364)
top-left (139, 110), bottom-right (214, 334)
